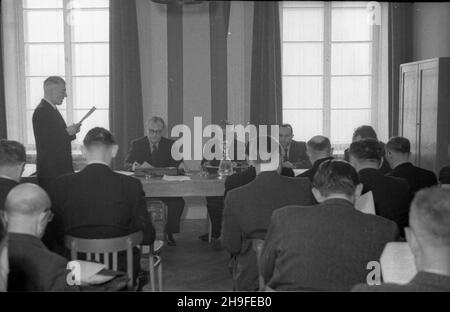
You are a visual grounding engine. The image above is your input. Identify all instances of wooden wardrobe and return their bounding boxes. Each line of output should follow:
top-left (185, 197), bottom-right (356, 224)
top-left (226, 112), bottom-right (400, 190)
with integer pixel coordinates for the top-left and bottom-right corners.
top-left (399, 57), bottom-right (450, 173)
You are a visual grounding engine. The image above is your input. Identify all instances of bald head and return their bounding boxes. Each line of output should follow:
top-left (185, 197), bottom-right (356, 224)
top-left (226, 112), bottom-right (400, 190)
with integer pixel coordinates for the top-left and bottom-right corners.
top-left (306, 136), bottom-right (332, 164)
top-left (5, 184), bottom-right (51, 217)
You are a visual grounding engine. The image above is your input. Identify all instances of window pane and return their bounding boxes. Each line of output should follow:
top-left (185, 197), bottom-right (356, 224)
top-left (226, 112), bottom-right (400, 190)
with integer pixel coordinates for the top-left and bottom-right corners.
top-left (283, 8), bottom-right (323, 42)
top-left (331, 76), bottom-right (371, 109)
top-left (283, 1), bottom-right (324, 8)
top-left (74, 109), bottom-right (109, 143)
top-left (283, 43), bottom-right (323, 75)
top-left (25, 44), bottom-right (65, 76)
top-left (331, 109), bottom-right (371, 144)
top-left (331, 43), bottom-right (371, 75)
top-left (26, 77), bottom-right (67, 110)
top-left (72, 43), bottom-right (109, 76)
top-left (332, 8), bottom-right (371, 41)
top-left (71, 10), bottom-right (109, 42)
top-left (73, 77), bottom-right (109, 109)
top-left (332, 2), bottom-right (368, 8)
top-left (283, 77), bottom-right (322, 109)
top-left (24, 10), bottom-right (64, 43)
top-left (72, 0), bottom-right (109, 8)
top-left (283, 109), bottom-right (323, 142)
top-left (23, 0), bottom-right (63, 9)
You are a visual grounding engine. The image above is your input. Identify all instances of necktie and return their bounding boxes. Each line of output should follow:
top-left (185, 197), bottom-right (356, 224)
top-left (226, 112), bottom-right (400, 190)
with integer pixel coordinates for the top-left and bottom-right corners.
top-left (283, 148), bottom-right (289, 162)
top-left (151, 144), bottom-right (158, 157)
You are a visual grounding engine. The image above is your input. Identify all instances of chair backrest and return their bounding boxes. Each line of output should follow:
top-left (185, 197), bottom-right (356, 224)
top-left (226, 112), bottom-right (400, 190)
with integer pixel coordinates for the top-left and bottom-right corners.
top-left (251, 239), bottom-right (265, 291)
top-left (64, 231), bottom-right (143, 288)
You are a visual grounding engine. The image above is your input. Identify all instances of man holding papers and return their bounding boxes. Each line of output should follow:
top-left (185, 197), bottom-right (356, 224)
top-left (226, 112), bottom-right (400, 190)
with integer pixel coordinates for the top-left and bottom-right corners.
top-left (125, 117), bottom-right (184, 246)
top-left (32, 76), bottom-right (81, 192)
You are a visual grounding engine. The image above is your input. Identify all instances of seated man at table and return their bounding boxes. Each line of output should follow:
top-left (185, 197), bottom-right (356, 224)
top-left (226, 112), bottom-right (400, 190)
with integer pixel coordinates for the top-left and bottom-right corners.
top-left (5, 183), bottom-right (80, 291)
top-left (50, 127), bottom-right (155, 281)
top-left (353, 187), bottom-right (450, 292)
top-left (260, 160), bottom-right (399, 291)
top-left (0, 140), bottom-right (26, 212)
top-left (278, 124), bottom-right (311, 170)
top-left (222, 136), bottom-right (314, 291)
top-left (125, 117), bottom-right (184, 246)
top-left (297, 135), bottom-right (334, 181)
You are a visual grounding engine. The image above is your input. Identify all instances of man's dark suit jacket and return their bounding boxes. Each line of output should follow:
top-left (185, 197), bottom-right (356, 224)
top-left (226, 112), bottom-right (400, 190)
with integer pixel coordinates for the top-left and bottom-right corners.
top-left (0, 177), bottom-right (18, 211)
top-left (284, 140), bottom-right (311, 169)
top-left (297, 157), bottom-right (334, 181)
top-left (352, 271), bottom-right (450, 292)
top-left (125, 136), bottom-right (181, 169)
top-left (260, 199), bottom-right (399, 291)
top-left (8, 233), bottom-right (79, 291)
top-left (222, 171), bottom-right (314, 291)
top-left (32, 99), bottom-right (75, 190)
top-left (359, 168), bottom-right (411, 232)
top-left (388, 162), bottom-right (438, 194)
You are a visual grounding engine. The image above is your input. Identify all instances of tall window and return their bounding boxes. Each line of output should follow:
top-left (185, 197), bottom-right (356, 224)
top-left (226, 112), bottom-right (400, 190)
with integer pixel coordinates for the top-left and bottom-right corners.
top-left (20, 0), bottom-right (109, 148)
top-left (282, 1), bottom-right (379, 149)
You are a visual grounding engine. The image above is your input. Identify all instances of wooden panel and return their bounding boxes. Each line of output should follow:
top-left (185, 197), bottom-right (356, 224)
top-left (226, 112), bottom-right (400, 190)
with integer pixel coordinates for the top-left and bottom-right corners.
top-left (436, 58), bottom-right (450, 172)
top-left (399, 64), bottom-right (419, 164)
top-left (418, 61), bottom-right (438, 171)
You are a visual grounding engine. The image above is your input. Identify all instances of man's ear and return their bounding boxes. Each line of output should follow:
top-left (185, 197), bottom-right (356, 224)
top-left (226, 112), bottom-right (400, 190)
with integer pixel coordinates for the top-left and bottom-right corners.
top-left (81, 145), bottom-right (87, 158)
top-left (405, 227), bottom-right (420, 265)
top-left (355, 183), bottom-right (364, 198)
top-left (312, 187), bottom-right (324, 203)
top-left (111, 145), bottom-right (119, 158)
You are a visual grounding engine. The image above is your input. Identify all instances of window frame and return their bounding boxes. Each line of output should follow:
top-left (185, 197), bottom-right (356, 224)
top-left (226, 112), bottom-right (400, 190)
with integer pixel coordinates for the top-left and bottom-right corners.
top-left (281, 1), bottom-right (380, 151)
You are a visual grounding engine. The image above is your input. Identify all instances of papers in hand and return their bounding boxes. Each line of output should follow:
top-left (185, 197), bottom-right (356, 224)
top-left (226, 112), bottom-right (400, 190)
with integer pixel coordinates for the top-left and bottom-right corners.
top-left (67, 260), bottom-right (114, 285)
top-left (380, 242), bottom-right (417, 284)
top-left (78, 106), bottom-right (96, 124)
top-left (355, 191), bottom-right (375, 215)
top-left (162, 175), bottom-right (191, 182)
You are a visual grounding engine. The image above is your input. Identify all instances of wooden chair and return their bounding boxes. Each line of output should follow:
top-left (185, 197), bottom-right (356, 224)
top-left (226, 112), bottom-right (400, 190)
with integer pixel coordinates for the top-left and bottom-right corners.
top-left (65, 231), bottom-right (163, 291)
top-left (252, 239), bottom-right (265, 291)
top-left (146, 199), bottom-right (168, 238)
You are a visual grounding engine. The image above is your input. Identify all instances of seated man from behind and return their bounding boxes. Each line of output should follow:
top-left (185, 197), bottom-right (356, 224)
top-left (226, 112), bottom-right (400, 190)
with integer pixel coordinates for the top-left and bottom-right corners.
top-left (344, 125), bottom-right (391, 174)
top-left (0, 140), bottom-right (26, 212)
top-left (353, 187), bottom-right (450, 291)
top-left (5, 183), bottom-right (79, 291)
top-left (349, 138), bottom-right (411, 233)
top-left (50, 127), bottom-right (155, 280)
top-left (260, 160), bottom-right (399, 291)
top-left (297, 135), bottom-right (334, 181)
top-left (125, 117), bottom-right (184, 246)
top-left (222, 136), bottom-right (314, 291)
top-left (385, 136), bottom-right (437, 194)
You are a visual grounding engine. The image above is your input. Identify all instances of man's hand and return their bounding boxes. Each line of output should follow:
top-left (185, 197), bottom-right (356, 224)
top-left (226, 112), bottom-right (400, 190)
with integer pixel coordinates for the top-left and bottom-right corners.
top-left (66, 123), bottom-right (81, 136)
top-left (282, 161), bottom-right (294, 169)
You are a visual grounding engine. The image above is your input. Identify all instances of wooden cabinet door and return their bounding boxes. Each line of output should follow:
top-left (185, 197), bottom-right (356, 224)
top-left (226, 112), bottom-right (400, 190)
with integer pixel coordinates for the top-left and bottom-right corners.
top-left (399, 64), bottom-right (419, 165)
top-left (418, 61), bottom-right (439, 172)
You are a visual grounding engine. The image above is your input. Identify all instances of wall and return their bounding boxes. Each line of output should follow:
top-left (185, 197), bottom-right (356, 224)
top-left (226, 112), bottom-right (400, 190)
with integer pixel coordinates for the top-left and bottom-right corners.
top-left (412, 3), bottom-right (450, 61)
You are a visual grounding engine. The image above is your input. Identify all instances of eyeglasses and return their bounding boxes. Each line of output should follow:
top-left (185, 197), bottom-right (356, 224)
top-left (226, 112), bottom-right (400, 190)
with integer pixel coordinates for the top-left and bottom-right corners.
top-left (148, 129), bottom-right (162, 135)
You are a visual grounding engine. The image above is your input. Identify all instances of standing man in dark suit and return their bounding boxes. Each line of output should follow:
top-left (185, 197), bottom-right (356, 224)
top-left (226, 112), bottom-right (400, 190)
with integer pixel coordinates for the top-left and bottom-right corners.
top-left (5, 183), bottom-right (80, 291)
top-left (50, 128), bottom-right (155, 281)
top-left (0, 140), bottom-right (26, 212)
top-left (298, 135), bottom-right (334, 181)
top-left (222, 136), bottom-right (314, 291)
top-left (261, 160), bottom-right (399, 291)
top-left (385, 136), bottom-right (438, 194)
top-left (353, 187), bottom-right (450, 292)
top-left (349, 139), bottom-right (411, 234)
top-left (125, 117), bottom-right (184, 246)
top-left (278, 124), bottom-right (311, 170)
top-left (32, 77), bottom-right (81, 192)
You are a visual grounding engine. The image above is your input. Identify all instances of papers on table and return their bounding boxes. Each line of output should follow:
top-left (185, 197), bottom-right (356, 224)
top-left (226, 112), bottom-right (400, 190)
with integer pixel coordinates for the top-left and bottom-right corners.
top-left (293, 169), bottom-right (308, 176)
top-left (355, 191), bottom-right (375, 215)
top-left (380, 242), bottom-right (417, 284)
top-left (162, 175), bottom-right (191, 182)
top-left (133, 161), bottom-right (153, 170)
top-left (115, 170), bottom-right (135, 176)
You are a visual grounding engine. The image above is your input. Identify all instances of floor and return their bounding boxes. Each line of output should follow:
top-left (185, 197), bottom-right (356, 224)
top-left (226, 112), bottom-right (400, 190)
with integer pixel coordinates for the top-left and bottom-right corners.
top-left (143, 219), bottom-right (233, 291)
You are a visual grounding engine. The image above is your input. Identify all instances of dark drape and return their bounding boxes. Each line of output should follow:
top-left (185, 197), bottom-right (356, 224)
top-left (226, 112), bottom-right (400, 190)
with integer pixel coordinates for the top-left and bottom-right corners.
top-left (0, 0), bottom-right (7, 139)
top-left (209, 1), bottom-right (231, 124)
top-left (109, 0), bottom-right (144, 169)
top-left (388, 3), bottom-right (413, 137)
top-left (250, 1), bottom-right (282, 126)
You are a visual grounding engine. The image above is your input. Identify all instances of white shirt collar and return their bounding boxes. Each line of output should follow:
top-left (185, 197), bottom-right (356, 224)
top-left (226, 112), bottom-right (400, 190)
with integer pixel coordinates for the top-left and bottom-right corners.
top-left (43, 98), bottom-right (57, 110)
top-left (87, 160), bottom-right (110, 167)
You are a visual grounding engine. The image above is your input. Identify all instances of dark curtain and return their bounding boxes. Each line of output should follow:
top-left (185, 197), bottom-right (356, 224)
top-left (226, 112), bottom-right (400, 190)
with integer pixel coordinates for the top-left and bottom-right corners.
top-left (388, 3), bottom-right (413, 137)
top-left (209, 1), bottom-right (231, 124)
top-left (109, 0), bottom-right (144, 169)
top-left (250, 1), bottom-right (282, 126)
top-left (0, 0), bottom-right (7, 139)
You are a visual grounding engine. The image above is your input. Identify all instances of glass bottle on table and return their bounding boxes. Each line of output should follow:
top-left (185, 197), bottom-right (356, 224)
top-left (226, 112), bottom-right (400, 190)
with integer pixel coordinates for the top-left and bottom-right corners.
top-left (218, 139), bottom-right (233, 179)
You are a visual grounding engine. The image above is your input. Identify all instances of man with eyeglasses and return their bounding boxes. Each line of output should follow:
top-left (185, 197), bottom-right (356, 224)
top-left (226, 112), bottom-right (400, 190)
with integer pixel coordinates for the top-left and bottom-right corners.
top-left (3, 183), bottom-right (79, 291)
top-left (125, 117), bottom-right (185, 246)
